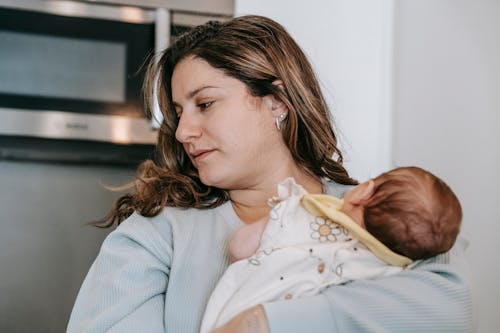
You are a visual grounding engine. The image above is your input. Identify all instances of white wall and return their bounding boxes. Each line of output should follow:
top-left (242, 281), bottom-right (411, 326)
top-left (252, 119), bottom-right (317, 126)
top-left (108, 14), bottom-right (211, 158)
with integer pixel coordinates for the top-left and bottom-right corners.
top-left (236, 0), bottom-right (500, 332)
top-left (235, 0), bottom-right (394, 181)
top-left (393, 1), bottom-right (500, 332)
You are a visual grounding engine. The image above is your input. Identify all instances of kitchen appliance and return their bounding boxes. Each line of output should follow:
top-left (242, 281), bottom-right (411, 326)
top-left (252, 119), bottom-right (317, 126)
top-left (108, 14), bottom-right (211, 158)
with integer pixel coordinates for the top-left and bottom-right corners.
top-left (0, 0), bottom-right (227, 165)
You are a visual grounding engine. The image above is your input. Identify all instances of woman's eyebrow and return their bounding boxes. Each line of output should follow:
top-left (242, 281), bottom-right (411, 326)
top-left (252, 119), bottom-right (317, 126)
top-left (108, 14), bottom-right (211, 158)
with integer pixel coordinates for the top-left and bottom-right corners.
top-left (187, 85), bottom-right (219, 99)
top-left (173, 86), bottom-right (220, 106)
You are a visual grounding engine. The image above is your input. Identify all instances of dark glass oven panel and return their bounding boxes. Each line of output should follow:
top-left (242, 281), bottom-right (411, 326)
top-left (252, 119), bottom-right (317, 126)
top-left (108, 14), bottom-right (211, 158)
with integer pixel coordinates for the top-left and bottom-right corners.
top-left (0, 7), bottom-right (154, 118)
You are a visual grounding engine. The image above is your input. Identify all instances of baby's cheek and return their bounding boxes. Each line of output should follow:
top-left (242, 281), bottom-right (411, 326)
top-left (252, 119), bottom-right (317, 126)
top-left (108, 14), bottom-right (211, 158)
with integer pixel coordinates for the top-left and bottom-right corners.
top-left (228, 220), bottom-right (267, 262)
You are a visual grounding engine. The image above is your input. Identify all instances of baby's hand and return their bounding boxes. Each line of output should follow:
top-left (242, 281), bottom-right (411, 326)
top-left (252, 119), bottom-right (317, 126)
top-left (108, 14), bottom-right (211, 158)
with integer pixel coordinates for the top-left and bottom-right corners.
top-left (210, 305), bottom-right (269, 333)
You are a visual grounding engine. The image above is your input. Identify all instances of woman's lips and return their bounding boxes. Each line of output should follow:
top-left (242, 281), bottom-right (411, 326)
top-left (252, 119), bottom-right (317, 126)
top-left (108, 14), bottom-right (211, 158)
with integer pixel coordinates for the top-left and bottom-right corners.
top-left (192, 149), bottom-right (214, 162)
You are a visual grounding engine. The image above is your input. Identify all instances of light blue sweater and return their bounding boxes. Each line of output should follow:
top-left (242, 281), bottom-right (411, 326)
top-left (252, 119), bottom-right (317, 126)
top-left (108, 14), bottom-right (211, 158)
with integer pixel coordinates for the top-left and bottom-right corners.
top-left (67, 180), bottom-right (473, 332)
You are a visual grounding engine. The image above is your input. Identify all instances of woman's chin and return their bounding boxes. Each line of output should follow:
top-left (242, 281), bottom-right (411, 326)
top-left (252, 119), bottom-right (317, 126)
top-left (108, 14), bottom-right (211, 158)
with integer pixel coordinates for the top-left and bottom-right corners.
top-left (198, 172), bottom-right (223, 188)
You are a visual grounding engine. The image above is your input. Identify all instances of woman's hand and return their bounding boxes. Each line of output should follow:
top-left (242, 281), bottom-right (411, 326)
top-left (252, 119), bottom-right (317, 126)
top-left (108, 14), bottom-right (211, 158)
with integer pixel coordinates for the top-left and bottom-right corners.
top-left (211, 305), bottom-right (269, 333)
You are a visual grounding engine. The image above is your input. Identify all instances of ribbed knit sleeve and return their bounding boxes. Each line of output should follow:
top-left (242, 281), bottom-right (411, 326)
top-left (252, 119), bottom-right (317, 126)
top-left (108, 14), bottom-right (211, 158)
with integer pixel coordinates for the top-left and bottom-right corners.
top-left (264, 237), bottom-right (473, 333)
top-left (66, 212), bottom-right (173, 333)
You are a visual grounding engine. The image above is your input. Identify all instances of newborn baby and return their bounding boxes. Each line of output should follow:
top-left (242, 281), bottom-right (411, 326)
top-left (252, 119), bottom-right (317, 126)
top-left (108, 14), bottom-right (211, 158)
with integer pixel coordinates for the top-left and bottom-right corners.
top-left (200, 166), bottom-right (462, 333)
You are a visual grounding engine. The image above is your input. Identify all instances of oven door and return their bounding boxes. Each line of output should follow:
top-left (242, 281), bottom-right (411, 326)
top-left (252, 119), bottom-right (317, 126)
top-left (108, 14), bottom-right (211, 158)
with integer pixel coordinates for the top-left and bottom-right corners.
top-left (0, 1), bottom-right (158, 164)
top-left (0, 2), bottom-right (155, 118)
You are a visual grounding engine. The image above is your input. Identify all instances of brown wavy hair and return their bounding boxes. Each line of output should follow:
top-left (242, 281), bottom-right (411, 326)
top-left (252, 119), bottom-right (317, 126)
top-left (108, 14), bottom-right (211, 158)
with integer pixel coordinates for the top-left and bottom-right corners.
top-left (364, 166), bottom-right (462, 260)
top-left (96, 15), bottom-right (357, 227)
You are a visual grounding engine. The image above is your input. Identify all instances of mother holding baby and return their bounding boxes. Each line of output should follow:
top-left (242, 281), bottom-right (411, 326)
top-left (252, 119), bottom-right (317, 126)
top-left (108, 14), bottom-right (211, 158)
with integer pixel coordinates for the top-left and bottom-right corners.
top-left (67, 15), bottom-right (472, 333)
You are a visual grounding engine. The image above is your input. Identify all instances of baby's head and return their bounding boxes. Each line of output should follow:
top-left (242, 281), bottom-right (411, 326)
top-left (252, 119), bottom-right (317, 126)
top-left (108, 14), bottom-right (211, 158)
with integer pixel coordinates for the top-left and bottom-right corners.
top-left (342, 166), bottom-right (462, 260)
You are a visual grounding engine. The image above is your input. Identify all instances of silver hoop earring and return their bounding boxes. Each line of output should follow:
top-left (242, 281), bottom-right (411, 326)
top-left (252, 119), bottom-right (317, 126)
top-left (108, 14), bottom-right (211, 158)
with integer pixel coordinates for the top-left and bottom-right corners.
top-left (275, 113), bottom-right (287, 131)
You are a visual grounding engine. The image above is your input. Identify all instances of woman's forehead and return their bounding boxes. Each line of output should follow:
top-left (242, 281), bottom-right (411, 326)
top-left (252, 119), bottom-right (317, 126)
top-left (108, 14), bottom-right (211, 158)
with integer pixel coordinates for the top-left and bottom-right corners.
top-left (171, 57), bottom-right (243, 100)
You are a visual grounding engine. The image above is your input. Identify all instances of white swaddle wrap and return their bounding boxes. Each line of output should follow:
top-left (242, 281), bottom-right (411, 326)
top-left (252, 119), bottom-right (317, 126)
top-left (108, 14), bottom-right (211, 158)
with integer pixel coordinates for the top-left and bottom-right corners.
top-left (199, 178), bottom-right (407, 333)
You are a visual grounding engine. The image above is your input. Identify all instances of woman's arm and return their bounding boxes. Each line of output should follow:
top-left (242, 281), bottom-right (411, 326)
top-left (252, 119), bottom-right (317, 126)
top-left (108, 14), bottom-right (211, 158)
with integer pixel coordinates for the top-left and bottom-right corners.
top-left (265, 237), bottom-right (473, 333)
top-left (66, 213), bottom-right (173, 333)
top-left (216, 238), bottom-right (473, 333)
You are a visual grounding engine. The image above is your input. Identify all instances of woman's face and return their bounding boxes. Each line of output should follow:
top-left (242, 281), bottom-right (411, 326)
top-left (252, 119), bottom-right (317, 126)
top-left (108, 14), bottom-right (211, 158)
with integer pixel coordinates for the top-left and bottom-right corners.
top-left (172, 56), bottom-right (287, 190)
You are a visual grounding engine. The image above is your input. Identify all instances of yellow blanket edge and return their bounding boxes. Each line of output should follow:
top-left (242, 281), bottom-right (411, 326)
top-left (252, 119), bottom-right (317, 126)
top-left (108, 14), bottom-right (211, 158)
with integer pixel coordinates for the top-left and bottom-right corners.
top-left (302, 194), bottom-right (412, 268)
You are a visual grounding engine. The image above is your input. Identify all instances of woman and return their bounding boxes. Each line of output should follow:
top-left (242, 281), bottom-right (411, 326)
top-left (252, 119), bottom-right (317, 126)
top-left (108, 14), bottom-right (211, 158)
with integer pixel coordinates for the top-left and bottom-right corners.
top-left (67, 15), bottom-right (472, 333)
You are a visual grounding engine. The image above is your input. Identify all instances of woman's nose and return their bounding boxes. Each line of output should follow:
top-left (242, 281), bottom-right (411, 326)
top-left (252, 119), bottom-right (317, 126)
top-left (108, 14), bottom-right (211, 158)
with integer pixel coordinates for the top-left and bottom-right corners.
top-left (175, 112), bottom-right (202, 143)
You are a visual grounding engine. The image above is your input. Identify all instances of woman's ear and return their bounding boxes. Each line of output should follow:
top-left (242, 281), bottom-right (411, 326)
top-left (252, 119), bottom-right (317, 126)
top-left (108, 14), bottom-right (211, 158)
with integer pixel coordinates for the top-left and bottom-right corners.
top-left (262, 95), bottom-right (286, 117)
top-left (272, 80), bottom-right (284, 91)
top-left (265, 80), bottom-right (287, 117)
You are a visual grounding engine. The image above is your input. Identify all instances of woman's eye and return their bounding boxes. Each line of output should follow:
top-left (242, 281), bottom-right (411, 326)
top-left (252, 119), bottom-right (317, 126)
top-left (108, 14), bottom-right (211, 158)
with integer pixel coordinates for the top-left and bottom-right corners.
top-left (198, 101), bottom-right (214, 110)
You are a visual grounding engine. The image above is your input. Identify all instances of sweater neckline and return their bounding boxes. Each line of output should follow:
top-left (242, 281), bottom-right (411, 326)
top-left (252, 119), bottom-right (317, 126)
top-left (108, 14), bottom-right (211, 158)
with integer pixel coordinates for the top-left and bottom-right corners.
top-left (216, 178), bottom-right (331, 228)
top-left (217, 200), bottom-right (245, 228)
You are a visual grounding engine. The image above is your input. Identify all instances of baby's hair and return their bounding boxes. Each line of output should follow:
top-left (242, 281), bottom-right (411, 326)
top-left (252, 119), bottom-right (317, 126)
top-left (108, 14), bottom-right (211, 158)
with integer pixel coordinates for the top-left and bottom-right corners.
top-left (363, 166), bottom-right (462, 260)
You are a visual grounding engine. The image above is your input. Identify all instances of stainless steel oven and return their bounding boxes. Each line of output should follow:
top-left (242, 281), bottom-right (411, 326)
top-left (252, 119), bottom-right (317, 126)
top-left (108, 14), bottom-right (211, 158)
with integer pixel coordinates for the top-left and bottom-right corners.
top-left (0, 0), bottom-right (227, 165)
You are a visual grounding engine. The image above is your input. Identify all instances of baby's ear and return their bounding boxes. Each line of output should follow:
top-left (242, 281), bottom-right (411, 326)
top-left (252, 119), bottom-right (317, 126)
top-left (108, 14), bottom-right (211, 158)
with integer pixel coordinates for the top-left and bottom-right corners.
top-left (351, 180), bottom-right (375, 205)
top-left (360, 180), bottom-right (375, 202)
